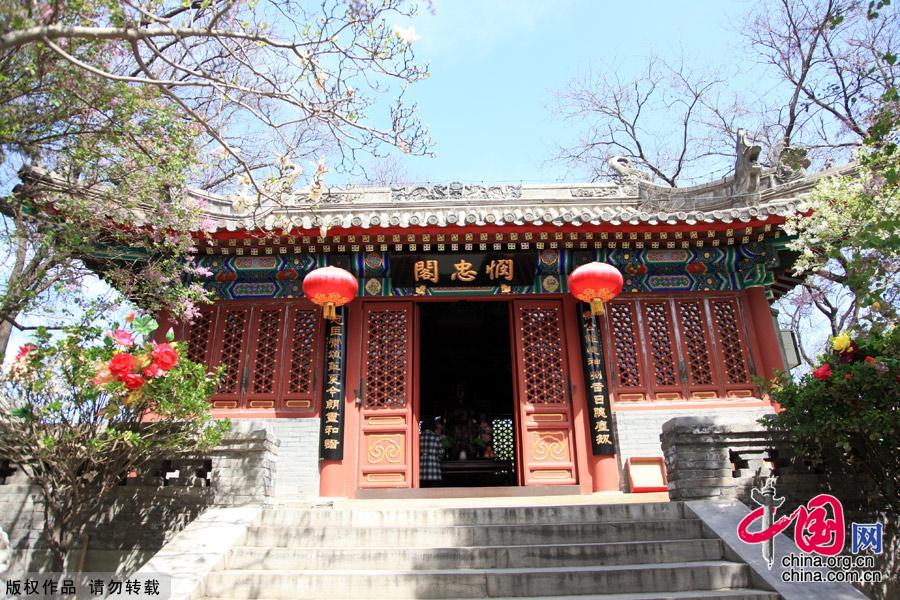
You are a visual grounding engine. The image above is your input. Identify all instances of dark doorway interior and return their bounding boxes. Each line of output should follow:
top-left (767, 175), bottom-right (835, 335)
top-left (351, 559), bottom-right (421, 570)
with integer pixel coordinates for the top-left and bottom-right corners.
top-left (419, 301), bottom-right (517, 487)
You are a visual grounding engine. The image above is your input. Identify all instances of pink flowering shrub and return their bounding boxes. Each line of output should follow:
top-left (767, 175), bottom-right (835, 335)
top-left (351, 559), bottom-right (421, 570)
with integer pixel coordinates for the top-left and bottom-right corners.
top-left (0, 316), bottom-right (226, 569)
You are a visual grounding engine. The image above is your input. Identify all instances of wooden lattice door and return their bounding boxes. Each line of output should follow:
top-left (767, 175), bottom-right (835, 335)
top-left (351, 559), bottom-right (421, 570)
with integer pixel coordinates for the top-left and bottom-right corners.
top-left (357, 302), bottom-right (416, 488)
top-left (512, 299), bottom-right (578, 485)
top-left (208, 306), bottom-right (253, 408)
top-left (185, 301), bottom-right (323, 411)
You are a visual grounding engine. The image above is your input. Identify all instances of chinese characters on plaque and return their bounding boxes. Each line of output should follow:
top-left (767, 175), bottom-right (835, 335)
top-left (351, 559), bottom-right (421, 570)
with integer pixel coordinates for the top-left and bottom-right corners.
top-left (390, 253), bottom-right (537, 288)
top-left (319, 307), bottom-right (347, 460)
top-left (577, 307), bottom-right (616, 455)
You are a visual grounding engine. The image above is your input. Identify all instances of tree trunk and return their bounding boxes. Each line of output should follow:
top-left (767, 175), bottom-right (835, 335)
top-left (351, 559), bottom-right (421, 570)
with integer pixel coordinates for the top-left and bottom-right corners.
top-left (50, 542), bottom-right (65, 573)
top-left (0, 319), bottom-right (14, 360)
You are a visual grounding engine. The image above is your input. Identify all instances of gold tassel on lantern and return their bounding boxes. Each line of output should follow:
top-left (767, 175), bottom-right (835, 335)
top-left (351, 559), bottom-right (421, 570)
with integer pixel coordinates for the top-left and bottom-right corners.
top-left (590, 298), bottom-right (605, 316)
top-left (324, 302), bottom-right (337, 320)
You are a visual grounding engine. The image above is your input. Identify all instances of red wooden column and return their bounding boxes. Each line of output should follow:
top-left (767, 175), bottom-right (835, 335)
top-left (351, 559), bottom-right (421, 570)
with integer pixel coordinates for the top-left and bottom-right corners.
top-left (562, 295), bottom-right (619, 493)
top-left (744, 286), bottom-right (786, 380)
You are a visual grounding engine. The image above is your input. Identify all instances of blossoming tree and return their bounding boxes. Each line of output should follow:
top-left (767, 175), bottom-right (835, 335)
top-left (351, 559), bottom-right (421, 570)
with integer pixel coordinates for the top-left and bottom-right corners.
top-left (0, 315), bottom-right (227, 571)
top-left (0, 0), bottom-right (431, 354)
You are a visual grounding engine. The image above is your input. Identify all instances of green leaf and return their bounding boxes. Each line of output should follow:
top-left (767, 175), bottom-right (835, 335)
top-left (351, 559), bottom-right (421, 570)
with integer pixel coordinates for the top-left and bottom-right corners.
top-left (165, 327), bottom-right (175, 342)
top-left (11, 405), bottom-right (32, 420)
top-left (132, 316), bottom-right (159, 336)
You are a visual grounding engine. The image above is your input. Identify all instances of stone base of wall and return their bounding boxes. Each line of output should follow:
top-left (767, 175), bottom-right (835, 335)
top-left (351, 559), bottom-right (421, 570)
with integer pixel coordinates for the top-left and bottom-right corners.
top-left (613, 406), bottom-right (773, 492)
top-left (0, 420), bottom-right (279, 577)
top-left (246, 418), bottom-right (320, 499)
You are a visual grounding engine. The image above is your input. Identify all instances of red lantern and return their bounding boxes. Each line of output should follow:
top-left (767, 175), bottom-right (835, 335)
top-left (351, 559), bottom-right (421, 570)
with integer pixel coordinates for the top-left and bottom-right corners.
top-left (302, 266), bottom-right (357, 320)
top-left (567, 262), bottom-right (624, 316)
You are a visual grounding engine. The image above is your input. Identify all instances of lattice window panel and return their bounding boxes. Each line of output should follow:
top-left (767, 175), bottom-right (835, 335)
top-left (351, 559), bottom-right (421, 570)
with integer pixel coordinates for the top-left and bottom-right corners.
top-left (519, 306), bottom-right (567, 404)
top-left (711, 299), bottom-right (751, 384)
top-left (218, 310), bottom-right (248, 395)
top-left (364, 309), bottom-right (409, 408)
top-left (677, 301), bottom-right (713, 386)
top-left (249, 309), bottom-right (283, 395)
top-left (187, 310), bottom-right (213, 365)
top-left (643, 302), bottom-right (678, 387)
top-left (608, 302), bottom-right (642, 388)
top-left (492, 418), bottom-right (515, 462)
top-left (287, 309), bottom-right (318, 395)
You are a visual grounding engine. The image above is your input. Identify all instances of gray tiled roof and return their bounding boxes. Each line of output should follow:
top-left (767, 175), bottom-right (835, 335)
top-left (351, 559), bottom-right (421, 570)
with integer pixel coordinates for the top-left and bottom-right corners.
top-left (189, 166), bottom-right (849, 233)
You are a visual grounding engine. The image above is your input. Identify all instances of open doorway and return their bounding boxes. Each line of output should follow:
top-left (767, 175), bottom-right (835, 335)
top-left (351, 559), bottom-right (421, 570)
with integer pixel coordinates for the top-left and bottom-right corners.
top-left (419, 301), bottom-right (517, 487)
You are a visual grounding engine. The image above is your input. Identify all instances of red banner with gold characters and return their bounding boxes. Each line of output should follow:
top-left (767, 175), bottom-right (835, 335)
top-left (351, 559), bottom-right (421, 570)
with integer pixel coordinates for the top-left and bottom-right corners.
top-left (319, 306), bottom-right (347, 460)
top-left (577, 306), bottom-right (616, 455)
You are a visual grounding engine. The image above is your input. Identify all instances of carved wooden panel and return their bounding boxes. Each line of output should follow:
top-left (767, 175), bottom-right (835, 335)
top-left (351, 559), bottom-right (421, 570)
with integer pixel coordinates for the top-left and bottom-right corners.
top-left (608, 301), bottom-right (643, 388)
top-left (710, 298), bottom-right (751, 384)
top-left (286, 308), bottom-right (319, 398)
top-left (364, 308), bottom-right (410, 408)
top-left (642, 301), bottom-right (679, 387)
top-left (530, 431), bottom-right (571, 462)
top-left (513, 300), bottom-right (576, 486)
top-left (248, 308), bottom-right (284, 397)
top-left (676, 300), bottom-right (714, 387)
top-left (368, 435), bottom-right (404, 464)
top-left (358, 302), bottom-right (414, 489)
top-left (210, 307), bottom-right (252, 407)
top-left (189, 300), bottom-right (324, 412)
top-left (187, 309), bottom-right (214, 365)
top-left (518, 305), bottom-right (566, 404)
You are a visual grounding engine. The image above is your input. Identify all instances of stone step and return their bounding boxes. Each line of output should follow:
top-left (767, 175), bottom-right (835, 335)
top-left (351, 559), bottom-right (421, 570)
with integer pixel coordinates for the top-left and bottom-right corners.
top-left (200, 593), bottom-right (779, 600)
top-left (243, 518), bottom-right (707, 548)
top-left (223, 538), bottom-right (725, 570)
top-left (200, 562), bottom-right (753, 599)
top-left (458, 594), bottom-right (779, 600)
top-left (258, 501), bottom-right (684, 528)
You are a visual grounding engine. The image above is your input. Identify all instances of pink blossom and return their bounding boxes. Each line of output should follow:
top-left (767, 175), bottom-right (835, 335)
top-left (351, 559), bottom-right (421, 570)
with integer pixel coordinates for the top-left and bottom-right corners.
top-left (187, 264), bottom-right (213, 278)
top-left (91, 368), bottom-right (114, 386)
top-left (180, 300), bottom-right (201, 322)
top-left (108, 329), bottom-right (135, 348)
top-left (151, 344), bottom-right (178, 370)
top-left (142, 363), bottom-right (165, 379)
top-left (198, 216), bottom-right (219, 233)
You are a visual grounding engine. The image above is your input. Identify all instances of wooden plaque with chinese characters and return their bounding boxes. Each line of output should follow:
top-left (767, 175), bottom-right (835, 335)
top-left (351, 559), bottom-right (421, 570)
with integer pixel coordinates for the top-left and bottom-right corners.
top-left (512, 299), bottom-right (578, 485)
top-left (390, 252), bottom-right (537, 288)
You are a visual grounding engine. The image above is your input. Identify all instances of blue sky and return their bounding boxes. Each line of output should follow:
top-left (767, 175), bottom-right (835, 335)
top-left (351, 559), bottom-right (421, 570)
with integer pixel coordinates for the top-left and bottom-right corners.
top-left (383, 0), bottom-right (758, 184)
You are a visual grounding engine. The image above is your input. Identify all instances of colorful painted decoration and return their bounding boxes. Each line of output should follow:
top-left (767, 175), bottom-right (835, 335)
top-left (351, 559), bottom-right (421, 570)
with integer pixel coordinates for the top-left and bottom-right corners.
top-left (567, 262), bottom-right (624, 315)
top-left (301, 266), bottom-right (358, 320)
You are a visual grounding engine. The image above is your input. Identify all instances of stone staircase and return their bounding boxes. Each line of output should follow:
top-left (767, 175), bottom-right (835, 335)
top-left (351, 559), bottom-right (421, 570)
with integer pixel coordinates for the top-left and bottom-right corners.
top-left (197, 500), bottom-right (778, 599)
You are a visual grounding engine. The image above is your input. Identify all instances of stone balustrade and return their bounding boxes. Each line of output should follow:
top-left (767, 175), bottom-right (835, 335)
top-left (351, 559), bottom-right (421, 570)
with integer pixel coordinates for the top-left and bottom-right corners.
top-left (659, 415), bottom-right (821, 506)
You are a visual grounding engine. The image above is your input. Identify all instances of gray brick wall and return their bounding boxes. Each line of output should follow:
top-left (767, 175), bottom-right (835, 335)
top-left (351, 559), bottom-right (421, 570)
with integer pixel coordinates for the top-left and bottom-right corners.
top-left (246, 418), bottom-right (321, 499)
top-left (612, 406), bottom-right (774, 492)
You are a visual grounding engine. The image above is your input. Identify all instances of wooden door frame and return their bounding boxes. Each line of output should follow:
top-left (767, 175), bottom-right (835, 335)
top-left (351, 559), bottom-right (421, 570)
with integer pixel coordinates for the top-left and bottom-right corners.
top-left (350, 293), bottom-right (587, 492)
top-left (356, 301), bottom-right (417, 488)
top-left (510, 298), bottom-right (579, 486)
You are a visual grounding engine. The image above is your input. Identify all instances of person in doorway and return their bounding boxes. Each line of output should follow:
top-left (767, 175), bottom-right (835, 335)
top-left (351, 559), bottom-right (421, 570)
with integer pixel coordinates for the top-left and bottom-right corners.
top-left (419, 420), bottom-right (444, 487)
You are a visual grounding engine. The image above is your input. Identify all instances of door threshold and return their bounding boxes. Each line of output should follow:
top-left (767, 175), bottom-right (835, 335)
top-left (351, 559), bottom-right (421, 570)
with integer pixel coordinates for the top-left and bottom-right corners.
top-left (356, 485), bottom-right (581, 499)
